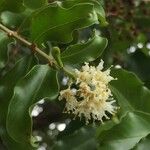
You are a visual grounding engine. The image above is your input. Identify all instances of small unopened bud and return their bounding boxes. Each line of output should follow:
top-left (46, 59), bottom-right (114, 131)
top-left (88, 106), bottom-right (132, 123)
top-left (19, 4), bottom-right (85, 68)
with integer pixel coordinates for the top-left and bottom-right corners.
top-left (51, 47), bottom-right (63, 68)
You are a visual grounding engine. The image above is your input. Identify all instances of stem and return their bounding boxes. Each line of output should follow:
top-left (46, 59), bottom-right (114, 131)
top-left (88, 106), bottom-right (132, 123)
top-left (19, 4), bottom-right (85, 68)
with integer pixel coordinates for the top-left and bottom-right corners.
top-left (0, 23), bottom-right (76, 79)
top-left (0, 23), bottom-right (55, 66)
top-left (62, 67), bottom-right (76, 80)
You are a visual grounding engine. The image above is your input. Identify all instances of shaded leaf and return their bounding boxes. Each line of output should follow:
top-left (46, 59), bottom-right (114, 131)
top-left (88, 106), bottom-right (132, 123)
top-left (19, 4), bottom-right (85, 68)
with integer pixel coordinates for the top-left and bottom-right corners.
top-left (0, 0), bottom-right (24, 13)
top-left (53, 126), bottom-right (98, 150)
top-left (7, 65), bottom-right (59, 145)
top-left (0, 31), bottom-right (12, 68)
top-left (23, 0), bottom-right (48, 9)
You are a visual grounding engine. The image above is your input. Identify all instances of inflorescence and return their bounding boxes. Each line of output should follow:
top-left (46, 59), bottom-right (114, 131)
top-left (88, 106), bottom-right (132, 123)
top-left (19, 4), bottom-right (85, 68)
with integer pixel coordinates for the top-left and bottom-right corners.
top-left (59, 60), bottom-right (118, 124)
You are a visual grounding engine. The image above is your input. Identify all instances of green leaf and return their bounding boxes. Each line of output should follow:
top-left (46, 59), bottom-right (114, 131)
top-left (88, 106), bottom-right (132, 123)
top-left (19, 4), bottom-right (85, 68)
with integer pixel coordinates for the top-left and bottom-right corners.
top-left (111, 69), bottom-right (150, 116)
top-left (134, 134), bottom-right (150, 150)
top-left (53, 126), bottom-right (98, 150)
top-left (7, 65), bottom-right (59, 145)
top-left (0, 0), bottom-right (24, 13)
top-left (30, 3), bottom-right (98, 44)
top-left (97, 69), bottom-right (150, 150)
top-left (0, 56), bottom-right (36, 129)
top-left (23, 0), bottom-right (48, 9)
top-left (0, 56), bottom-right (37, 150)
top-left (1, 131), bottom-right (35, 150)
top-left (61, 35), bottom-right (107, 65)
top-left (0, 11), bottom-right (24, 29)
top-left (60, 0), bottom-right (107, 26)
top-left (99, 112), bottom-right (150, 150)
top-left (0, 31), bottom-right (12, 68)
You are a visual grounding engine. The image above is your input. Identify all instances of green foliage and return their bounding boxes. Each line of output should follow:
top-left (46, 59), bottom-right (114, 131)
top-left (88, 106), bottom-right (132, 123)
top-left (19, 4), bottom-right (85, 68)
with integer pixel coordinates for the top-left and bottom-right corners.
top-left (30, 3), bottom-right (98, 44)
top-left (0, 31), bottom-right (12, 68)
top-left (0, 0), bottom-right (150, 149)
top-left (23, 0), bottom-right (48, 10)
top-left (53, 126), bottom-right (98, 150)
top-left (7, 65), bottom-right (59, 145)
top-left (61, 35), bottom-right (107, 65)
top-left (97, 69), bottom-right (150, 150)
top-left (0, 56), bottom-right (37, 150)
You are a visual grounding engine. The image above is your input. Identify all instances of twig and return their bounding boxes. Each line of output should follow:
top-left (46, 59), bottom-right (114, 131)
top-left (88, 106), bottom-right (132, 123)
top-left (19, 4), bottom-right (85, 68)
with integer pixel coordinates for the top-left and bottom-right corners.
top-left (0, 23), bottom-right (77, 79)
top-left (0, 23), bottom-right (55, 66)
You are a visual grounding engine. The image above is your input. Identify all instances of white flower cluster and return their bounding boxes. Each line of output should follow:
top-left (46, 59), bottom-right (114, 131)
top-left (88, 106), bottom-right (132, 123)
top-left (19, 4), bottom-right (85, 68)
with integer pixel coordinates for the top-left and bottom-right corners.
top-left (59, 60), bottom-right (118, 124)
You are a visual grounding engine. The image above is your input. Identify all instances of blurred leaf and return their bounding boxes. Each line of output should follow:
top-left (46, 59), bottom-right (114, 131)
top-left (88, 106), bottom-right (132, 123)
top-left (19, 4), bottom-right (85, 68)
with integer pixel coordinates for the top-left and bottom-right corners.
top-left (134, 134), bottom-right (150, 150)
top-left (2, 132), bottom-right (35, 150)
top-left (134, 16), bottom-right (150, 28)
top-left (61, 35), bottom-right (108, 65)
top-left (7, 65), bottom-right (59, 145)
top-left (23, 0), bottom-right (48, 9)
top-left (0, 56), bottom-right (37, 150)
top-left (97, 69), bottom-right (150, 150)
top-left (53, 126), bottom-right (98, 150)
top-left (30, 3), bottom-right (98, 44)
top-left (0, 31), bottom-right (12, 68)
top-left (0, 0), bottom-right (24, 13)
top-left (125, 51), bottom-right (150, 88)
top-left (0, 11), bottom-right (24, 29)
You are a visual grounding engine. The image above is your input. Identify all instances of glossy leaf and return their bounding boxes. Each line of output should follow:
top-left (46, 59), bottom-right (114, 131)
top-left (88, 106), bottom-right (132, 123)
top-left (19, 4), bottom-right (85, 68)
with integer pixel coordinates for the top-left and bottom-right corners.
top-left (60, 0), bottom-right (107, 26)
top-left (97, 69), bottom-right (150, 150)
top-left (0, 56), bottom-right (36, 128)
top-left (7, 65), bottom-right (59, 145)
top-left (61, 35), bottom-right (108, 65)
top-left (134, 135), bottom-right (150, 150)
top-left (99, 112), bottom-right (150, 150)
top-left (0, 31), bottom-right (12, 68)
top-left (0, 56), bottom-right (37, 150)
top-left (30, 3), bottom-right (98, 44)
top-left (110, 69), bottom-right (150, 116)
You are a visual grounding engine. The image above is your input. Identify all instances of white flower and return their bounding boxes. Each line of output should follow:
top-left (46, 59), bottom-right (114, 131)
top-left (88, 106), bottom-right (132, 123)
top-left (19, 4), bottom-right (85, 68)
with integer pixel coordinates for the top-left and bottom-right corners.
top-left (59, 60), bottom-right (118, 124)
